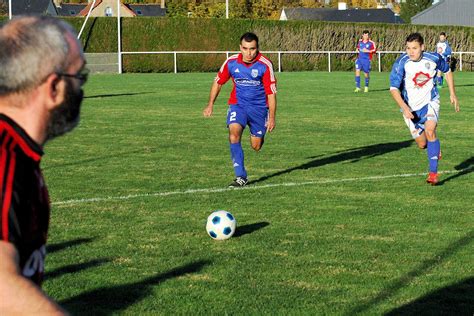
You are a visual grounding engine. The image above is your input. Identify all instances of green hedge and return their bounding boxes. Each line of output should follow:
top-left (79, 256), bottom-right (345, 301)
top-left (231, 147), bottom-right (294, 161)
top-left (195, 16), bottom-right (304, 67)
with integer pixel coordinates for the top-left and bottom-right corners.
top-left (1, 16), bottom-right (473, 72)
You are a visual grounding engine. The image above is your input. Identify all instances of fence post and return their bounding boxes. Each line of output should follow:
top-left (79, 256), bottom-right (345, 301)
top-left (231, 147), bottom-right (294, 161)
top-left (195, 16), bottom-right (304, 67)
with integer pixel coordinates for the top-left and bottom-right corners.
top-left (278, 52), bottom-right (281, 73)
top-left (459, 52), bottom-right (463, 71)
top-left (378, 52), bottom-right (381, 72)
top-left (173, 52), bottom-right (177, 74)
top-left (328, 52), bottom-right (331, 72)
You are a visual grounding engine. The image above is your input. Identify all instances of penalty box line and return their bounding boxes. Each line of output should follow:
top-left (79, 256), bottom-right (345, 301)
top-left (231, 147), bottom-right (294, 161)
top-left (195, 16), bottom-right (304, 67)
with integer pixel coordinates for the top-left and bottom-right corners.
top-left (52, 170), bottom-right (464, 206)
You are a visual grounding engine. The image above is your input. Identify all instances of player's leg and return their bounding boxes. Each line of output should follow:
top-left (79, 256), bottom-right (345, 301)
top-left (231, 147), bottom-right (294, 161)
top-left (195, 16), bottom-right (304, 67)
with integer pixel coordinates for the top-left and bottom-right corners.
top-left (363, 61), bottom-right (371, 92)
top-left (403, 111), bottom-right (426, 149)
top-left (250, 136), bottom-right (264, 151)
top-left (437, 70), bottom-right (444, 87)
top-left (227, 106), bottom-right (248, 186)
top-left (248, 106), bottom-right (268, 152)
top-left (424, 102), bottom-right (441, 184)
top-left (354, 59), bottom-right (361, 92)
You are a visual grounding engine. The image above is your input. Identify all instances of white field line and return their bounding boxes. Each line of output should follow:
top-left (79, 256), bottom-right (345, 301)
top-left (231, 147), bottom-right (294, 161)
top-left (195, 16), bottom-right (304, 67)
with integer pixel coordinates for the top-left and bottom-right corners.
top-left (51, 169), bottom-right (467, 206)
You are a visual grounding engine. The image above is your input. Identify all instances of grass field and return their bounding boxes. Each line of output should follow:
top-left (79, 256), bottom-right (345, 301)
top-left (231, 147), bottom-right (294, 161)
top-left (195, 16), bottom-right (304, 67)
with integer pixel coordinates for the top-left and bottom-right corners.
top-left (42, 71), bottom-right (473, 315)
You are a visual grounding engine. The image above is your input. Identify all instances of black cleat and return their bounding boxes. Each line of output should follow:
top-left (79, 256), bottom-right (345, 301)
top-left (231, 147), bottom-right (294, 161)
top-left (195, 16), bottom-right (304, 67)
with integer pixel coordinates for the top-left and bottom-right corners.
top-left (229, 177), bottom-right (248, 187)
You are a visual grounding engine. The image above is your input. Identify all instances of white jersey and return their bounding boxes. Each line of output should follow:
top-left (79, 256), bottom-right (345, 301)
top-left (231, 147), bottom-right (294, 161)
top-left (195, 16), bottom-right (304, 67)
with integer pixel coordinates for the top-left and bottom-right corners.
top-left (389, 52), bottom-right (450, 111)
top-left (436, 41), bottom-right (452, 60)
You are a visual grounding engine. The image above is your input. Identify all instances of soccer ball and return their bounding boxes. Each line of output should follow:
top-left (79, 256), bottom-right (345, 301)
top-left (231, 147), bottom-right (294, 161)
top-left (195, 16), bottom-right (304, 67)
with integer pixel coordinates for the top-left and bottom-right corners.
top-left (206, 210), bottom-right (236, 240)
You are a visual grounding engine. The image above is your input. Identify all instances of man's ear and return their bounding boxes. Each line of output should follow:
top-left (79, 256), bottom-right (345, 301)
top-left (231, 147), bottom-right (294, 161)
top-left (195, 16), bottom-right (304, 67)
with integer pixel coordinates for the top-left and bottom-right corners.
top-left (43, 73), bottom-right (65, 110)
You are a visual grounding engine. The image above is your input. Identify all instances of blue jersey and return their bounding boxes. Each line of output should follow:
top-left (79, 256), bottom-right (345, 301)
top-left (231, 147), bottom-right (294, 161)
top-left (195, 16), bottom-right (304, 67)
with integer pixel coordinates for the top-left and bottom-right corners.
top-left (390, 52), bottom-right (450, 111)
top-left (436, 41), bottom-right (452, 61)
top-left (216, 53), bottom-right (277, 108)
top-left (357, 39), bottom-right (376, 61)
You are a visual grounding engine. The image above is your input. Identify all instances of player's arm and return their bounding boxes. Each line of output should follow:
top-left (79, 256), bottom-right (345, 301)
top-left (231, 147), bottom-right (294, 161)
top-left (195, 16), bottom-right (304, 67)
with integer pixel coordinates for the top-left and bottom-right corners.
top-left (444, 71), bottom-right (459, 112)
top-left (390, 88), bottom-right (413, 119)
top-left (0, 241), bottom-right (68, 315)
top-left (369, 41), bottom-right (377, 53)
top-left (445, 44), bottom-right (452, 58)
top-left (203, 59), bottom-right (230, 117)
top-left (203, 80), bottom-right (223, 117)
top-left (267, 93), bottom-right (276, 132)
top-left (262, 62), bottom-right (277, 132)
top-left (389, 57), bottom-right (413, 119)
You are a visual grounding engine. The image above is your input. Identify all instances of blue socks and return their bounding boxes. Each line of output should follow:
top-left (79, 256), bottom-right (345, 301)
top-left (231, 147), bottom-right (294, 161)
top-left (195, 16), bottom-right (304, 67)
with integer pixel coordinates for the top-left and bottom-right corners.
top-left (355, 76), bottom-right (369, 88)
top-left (427, 139), bottom-right (440, 173)
top-left (230, 142), bottom-right (247, 178)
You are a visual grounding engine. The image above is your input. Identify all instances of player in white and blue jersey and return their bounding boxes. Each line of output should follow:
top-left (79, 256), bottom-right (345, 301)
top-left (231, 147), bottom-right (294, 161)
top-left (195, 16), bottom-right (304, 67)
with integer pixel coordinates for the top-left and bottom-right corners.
top-left (354, 30), bottom-right (376, 93)
top-left (390, 33), bottom-right (459, 185)
top-left (203, 32), bottom-right (277, 187)
top-left (436, 32), bottom-right (452, 87)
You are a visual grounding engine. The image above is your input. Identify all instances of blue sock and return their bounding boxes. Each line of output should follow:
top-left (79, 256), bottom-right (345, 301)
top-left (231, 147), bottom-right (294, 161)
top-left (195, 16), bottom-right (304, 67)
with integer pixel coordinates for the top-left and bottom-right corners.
top-left (230, 143), bottom-right (247, 178)
top-left (355, 76), bottom-right (360, 88)
top-left (427, 139), bottom-right (440, 173)
top-left (365, 77), bottom-right (369, 87)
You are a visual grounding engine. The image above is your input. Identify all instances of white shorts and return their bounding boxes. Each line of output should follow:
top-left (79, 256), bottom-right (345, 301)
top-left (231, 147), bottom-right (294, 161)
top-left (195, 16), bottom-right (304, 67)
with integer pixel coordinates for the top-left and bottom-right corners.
top-left (403, 100), bottom-right (440, 139)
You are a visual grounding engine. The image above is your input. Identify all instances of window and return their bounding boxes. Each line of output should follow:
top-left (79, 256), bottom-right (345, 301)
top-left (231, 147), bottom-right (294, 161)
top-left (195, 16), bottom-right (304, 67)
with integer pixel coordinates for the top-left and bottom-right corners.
top-left (105, 6), bottom-right (113, 17)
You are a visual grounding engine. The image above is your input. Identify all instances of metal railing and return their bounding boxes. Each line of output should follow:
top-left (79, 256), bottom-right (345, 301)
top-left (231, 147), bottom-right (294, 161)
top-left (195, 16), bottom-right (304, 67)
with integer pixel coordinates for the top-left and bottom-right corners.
top-left (119, 50), bottom-right (474, 73)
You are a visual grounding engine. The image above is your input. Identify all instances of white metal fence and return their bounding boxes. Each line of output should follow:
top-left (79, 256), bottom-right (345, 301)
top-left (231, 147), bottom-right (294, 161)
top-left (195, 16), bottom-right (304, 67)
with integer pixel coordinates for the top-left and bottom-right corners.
top-left (119, 50), bottom-right (474, 73)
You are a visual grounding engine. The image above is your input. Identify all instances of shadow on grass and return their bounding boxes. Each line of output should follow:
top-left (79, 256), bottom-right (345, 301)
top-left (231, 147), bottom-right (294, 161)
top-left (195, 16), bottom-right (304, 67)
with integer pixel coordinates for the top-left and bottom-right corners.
top-left (60, 260), bottom-right (210, 315)
top-left (250, 140), bottom-right (413, 185)
top-left (362, 88), bottom-right (389, 92)
top-left (385, 277), bottom-right (474, 316)
top-left (46, 258), bottom-right (111, 280)
top-left (234, 222), bottom-right (270, 238)
top-left (438, 156), bottom-right (473, 185)
top-left (347, 230), bottom-right (474, 315)
top-left (84, 92), bottom-right (155, 99)
top-left (47, 237), bottom-right (96, 254)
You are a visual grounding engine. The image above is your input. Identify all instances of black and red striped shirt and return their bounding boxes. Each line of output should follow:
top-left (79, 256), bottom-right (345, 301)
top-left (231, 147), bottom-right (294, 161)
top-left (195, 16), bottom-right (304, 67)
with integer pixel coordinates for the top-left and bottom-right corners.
top-left (0, 114), bottom-right (49, 286)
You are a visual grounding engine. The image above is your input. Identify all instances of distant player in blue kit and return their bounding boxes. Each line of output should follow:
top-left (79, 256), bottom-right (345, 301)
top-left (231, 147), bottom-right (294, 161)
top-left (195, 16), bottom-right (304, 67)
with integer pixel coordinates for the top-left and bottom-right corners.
top-left (390, 33), bottom-right (459, 185)
top-left (354, 30), bottom-right (376, 93)
top-left (203, 32), bottom-right (277, 187)
top-left (436, 32), bottom-right (452, 87)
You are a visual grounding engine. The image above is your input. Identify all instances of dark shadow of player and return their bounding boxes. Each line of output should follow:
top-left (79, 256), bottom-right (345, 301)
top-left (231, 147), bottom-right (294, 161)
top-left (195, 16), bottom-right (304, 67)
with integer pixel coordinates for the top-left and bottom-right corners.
top-left (60, 260), bottom-right (211, 315)
top-left (438, 156), bottom-right (473, 185)
top-left (346, 230), bottom-right (474, 315)
top-left (250, 140), bottom-right (413, 185)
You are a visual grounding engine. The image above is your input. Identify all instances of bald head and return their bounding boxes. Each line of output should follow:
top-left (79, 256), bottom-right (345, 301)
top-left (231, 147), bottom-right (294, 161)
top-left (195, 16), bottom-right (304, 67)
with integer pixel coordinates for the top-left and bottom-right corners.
top-left (0, 16), bottom-right (83, 95)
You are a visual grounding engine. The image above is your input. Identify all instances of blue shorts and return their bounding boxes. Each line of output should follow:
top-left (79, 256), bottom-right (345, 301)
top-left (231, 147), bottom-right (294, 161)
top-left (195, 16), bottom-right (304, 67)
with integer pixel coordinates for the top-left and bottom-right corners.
top-left (355, 58), bottom-right (371, 73)
top-left (226, 105), bottom-right (268, 138)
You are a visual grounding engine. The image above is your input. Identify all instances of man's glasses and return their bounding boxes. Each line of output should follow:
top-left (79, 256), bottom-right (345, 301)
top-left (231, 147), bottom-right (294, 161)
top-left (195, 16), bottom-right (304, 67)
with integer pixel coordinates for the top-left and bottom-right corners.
top-left (56, 66), bottom-right (90, 86)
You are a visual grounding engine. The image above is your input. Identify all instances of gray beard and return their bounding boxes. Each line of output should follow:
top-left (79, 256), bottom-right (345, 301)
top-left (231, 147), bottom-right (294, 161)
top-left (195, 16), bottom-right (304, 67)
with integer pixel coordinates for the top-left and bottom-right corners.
top-left (46, 80), bottom-right (83, 141)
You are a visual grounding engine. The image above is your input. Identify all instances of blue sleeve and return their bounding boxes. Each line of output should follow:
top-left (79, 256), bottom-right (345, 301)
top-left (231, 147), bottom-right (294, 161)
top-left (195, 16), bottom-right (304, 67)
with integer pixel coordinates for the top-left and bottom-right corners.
top-left (436, 53), bottom-right (450, 73)
top-left (390, 56), bottom-right (405, 89)
top-left (445, 43), bottom-right (452, 57)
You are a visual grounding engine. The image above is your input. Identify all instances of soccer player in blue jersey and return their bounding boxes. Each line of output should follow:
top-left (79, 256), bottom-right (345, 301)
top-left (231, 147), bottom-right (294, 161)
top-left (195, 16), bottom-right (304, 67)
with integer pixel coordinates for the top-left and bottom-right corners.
top-left (203, 32), bottom-right (277, 187)
top-left (354, 30), bottom-right (376, 93)
top-left (389, 33), bottom-right (459, 185)
top-left (436, 32), bottom-right (452, 87)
